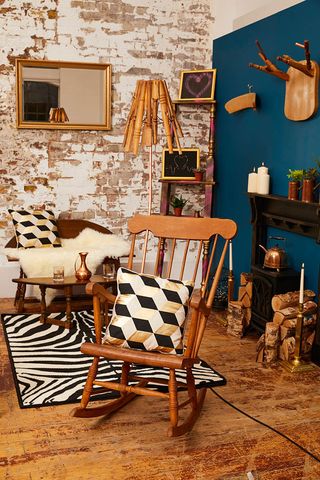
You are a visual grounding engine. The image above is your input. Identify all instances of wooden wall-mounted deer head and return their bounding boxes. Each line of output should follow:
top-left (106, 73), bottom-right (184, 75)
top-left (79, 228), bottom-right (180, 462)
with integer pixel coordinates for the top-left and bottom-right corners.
top-left (249, 40), bottom-right (319, 121)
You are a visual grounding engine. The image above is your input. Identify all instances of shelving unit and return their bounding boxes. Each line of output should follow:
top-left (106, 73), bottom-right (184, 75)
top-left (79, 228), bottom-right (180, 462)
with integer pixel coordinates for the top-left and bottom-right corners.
top-left (159, 100), bottom-right (216, 217)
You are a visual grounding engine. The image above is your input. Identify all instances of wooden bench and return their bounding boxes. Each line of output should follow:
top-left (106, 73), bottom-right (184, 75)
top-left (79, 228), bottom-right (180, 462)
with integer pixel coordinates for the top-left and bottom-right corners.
top-left (5, 219), bottom-right (120, 311)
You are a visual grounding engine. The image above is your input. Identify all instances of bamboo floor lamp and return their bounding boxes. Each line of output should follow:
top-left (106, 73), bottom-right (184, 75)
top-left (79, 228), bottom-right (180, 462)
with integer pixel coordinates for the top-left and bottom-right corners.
top-left (123, 79), bottom-right (184, 269)
top-left (123, 79), bottom-right (183, 215)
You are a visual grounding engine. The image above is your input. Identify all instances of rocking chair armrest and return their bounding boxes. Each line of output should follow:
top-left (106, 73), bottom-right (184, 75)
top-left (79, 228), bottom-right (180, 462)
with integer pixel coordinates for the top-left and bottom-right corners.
top-left (86, 282), bottom-right (117, 304)
top-left (189, 290), bottom-right (211, 316)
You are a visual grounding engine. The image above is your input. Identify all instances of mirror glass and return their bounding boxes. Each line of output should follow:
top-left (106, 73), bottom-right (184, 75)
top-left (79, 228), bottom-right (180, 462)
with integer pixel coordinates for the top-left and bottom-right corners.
top-left (16, 59), bottom-right (112, 130)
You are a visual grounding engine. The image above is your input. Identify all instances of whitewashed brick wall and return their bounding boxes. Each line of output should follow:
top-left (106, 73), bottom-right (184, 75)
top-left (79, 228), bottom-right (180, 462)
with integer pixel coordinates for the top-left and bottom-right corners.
top-left (0, 0), bottom-right (215, 294)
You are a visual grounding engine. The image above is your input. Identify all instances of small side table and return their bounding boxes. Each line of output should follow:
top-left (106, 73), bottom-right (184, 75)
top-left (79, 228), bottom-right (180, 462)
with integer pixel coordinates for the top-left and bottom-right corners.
top-left (12, 275), bottom-right (116, 329)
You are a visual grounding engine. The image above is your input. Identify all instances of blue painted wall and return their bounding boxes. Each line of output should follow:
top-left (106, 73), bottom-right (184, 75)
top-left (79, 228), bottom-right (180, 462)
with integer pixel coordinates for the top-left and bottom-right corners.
top-left (213, 0), bottom-right (319, 292)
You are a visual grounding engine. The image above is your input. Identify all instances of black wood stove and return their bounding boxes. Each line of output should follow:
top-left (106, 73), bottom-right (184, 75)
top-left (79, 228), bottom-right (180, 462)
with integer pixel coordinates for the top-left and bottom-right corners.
top-left (251, 265), bottom-right (300, 332)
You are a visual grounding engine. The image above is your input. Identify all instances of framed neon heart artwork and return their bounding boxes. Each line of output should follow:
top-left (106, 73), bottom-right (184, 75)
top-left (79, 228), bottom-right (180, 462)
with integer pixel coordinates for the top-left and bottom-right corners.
top-left (178, 69), bottom-right (216, 102)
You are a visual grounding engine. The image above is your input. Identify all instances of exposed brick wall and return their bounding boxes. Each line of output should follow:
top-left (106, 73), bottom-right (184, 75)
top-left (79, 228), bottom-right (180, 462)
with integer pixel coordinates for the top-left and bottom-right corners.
top-left (0, 0), bottom-right (214, 244)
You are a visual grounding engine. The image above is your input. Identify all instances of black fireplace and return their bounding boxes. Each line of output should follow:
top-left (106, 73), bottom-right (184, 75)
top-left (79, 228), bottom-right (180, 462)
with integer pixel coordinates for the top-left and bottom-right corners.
top-left (251, 265), bottom-right (300, 332)
top-left (248, 193), bottom-right (320, 361)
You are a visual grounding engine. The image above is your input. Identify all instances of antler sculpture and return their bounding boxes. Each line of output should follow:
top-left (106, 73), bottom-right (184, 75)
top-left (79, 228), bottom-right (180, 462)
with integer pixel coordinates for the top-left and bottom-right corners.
top-left (249, 40), bottom-right (289, 81)
top-left (277, 40), bottom-right (314, 77)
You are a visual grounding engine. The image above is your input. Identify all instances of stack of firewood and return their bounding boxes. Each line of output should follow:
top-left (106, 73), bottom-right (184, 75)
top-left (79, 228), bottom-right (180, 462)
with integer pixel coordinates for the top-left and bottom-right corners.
top-left (256, 289), bottom-right (317, 365)
top-left (227, 273), bottom-right (253, 337)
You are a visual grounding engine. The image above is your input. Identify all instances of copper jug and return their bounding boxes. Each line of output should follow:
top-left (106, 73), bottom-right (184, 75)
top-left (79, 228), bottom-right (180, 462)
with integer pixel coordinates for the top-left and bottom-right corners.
top-left (259, 237), bottom-right (288, 270)
top-left (75, 252), bottom-right (92, 281)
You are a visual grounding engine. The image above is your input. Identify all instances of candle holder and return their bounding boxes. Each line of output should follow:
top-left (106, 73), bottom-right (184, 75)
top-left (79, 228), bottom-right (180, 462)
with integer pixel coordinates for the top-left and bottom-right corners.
top-left (227, 269), bottom-right (234, 304)
top-left (281, 302), bottom-right (316, 373)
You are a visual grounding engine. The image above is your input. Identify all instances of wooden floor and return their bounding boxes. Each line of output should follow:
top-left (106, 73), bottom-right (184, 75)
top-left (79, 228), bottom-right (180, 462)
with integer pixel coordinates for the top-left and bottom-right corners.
top-left (1, 298), bottom-right (320, 480)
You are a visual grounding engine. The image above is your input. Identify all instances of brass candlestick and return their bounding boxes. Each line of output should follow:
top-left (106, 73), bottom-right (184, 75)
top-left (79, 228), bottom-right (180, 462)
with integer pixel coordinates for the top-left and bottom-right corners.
top-left (227, 269), bottom-right (234, 303)
top-left (281, 302), bottom-right (315, 373)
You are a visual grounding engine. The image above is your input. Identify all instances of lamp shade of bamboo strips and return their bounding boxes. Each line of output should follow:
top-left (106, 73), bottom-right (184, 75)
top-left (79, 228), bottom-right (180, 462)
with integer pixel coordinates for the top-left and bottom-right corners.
top-left (123, 79), bottom-right (183, 155)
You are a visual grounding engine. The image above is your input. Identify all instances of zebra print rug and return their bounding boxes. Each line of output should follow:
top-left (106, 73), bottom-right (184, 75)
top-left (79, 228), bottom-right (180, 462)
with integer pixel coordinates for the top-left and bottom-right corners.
top-left (1, 310), bottom-right (226, 408)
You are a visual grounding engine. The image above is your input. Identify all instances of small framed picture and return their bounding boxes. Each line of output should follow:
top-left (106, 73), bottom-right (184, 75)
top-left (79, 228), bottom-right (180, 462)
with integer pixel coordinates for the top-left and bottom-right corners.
top-left (178, 69), bottom-right (216, 102)
top-left (161, 148), bottom-right (200, 180)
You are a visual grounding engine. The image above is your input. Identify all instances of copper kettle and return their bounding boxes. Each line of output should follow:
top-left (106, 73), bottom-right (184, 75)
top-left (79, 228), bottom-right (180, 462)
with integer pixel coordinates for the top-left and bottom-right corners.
top-left (259, 237), bottom-right (288, 270)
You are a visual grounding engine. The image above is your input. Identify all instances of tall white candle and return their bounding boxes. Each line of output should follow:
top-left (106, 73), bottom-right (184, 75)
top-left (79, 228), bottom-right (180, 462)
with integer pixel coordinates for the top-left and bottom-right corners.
top-left (247, 167), bottom-right (258, 193)
top-left (299, 263), bottom-right (304, 304)
top-left (229, 240), bottom-right (233, 271)
top-left (257, 173), bottom-right (270, 194)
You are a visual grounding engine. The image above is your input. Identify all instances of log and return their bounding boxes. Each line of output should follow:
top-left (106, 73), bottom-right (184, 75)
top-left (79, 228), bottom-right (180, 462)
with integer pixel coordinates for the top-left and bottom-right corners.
top-left (279, 337), bottom-right (295, 361)
top-left (264, 322), bottom-right (279, 365)
top-left (256, 334), bottom-right (265, 362)
top-left (283, 313), bottom-right (317, 328)
top-left (271, 289), bottom-right (315, 311)
top-left (304, 331), bottom-right (315, 353)
top-left (238, 286), bottom-right (251, 307)
top-left (227, 300), bottom-right (246, 338)
top-left (265, 322), bottom-right (279, 348)
top-left (280, 325), bottom-right (295, 341)
top-left (279, 328), bottom-right (315, 359)
top-left (238, 273), bottom-right (252, 308)
top-left (264, 347), bottom-right (278, 364)
top-left (240, 272), bottom-right (253, 286)
top-left (244, 307), bottom-right (251, 326)
top-left (273, 306), bottom-right (298, 325)
top-left (273, 300), bottom-right (317, 325)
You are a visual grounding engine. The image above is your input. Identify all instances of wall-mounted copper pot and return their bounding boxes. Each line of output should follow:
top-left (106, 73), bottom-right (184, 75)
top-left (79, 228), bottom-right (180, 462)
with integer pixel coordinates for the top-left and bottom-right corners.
top-left (259, 237), bottom-right (289, 270)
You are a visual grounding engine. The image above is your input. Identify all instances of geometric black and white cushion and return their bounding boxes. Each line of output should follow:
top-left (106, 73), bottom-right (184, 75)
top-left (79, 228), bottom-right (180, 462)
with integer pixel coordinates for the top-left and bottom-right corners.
top-left (103, 268), bottom-right (193, 354)
top-left (8, 209), bottom-right (61, 249)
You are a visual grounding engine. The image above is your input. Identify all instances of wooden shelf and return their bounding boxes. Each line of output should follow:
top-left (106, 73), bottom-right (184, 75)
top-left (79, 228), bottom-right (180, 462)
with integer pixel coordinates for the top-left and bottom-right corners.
top-left (159, 179), bottom-right (215, 186)
top-left (173, 100), bottom-right (216, 105)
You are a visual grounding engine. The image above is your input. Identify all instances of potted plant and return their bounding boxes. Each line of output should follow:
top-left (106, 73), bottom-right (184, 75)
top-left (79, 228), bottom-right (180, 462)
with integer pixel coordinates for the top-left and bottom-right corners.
top-left (301, 166), bottom-right (319, 203)
top-left (170, 195), bottom-right (188, 216)
top-left (287, 169), bottom-right (304, 200)
top-left (193, 167), bottom-right (206, 182)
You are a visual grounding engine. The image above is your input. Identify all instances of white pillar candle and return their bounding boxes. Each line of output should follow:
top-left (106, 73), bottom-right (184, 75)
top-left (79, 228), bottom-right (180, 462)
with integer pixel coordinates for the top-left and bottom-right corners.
top-left (257, 173), bottom-right (270, 194)
top-left (257, 162), bottom-right (268, 175)
top-left (247, 168), bottom-right (258, 193)
top-left (299, 263), bottom-right (304, 304)
top-left (229, 240), bottom-right (233, 271)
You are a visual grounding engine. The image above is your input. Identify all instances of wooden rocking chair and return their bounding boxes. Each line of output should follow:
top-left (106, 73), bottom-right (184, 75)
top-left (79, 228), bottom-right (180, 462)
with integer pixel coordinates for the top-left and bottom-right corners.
top-left (71, 214), bottom-right (237, 436)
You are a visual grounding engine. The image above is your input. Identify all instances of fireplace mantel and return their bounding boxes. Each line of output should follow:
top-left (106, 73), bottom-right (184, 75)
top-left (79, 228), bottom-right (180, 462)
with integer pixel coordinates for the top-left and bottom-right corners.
top-left (248, 193), bottom-right (320, 266)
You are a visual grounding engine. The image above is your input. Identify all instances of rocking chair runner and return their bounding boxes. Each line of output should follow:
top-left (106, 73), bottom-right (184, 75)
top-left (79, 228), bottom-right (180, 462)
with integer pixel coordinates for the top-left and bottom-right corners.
top-left (71, 214), bottom-right (237, 436)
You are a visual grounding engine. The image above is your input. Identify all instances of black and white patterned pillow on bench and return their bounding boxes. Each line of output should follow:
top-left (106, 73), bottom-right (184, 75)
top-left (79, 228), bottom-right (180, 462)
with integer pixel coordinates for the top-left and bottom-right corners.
top-left (8, 209), bottom-right (61, 249)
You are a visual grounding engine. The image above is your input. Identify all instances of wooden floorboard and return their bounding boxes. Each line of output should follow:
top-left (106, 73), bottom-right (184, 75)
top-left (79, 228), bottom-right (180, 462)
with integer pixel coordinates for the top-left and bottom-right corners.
top-left (1, 298), bottom-right (320, 479)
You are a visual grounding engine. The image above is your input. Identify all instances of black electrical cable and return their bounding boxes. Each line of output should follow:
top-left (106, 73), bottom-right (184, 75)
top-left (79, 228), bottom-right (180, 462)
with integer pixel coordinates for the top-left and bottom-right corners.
top-left (210, 387), bottom-right (320, 463)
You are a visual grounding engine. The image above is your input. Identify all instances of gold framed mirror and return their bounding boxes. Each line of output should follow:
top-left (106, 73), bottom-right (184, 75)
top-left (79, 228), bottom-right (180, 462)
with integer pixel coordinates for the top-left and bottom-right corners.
top-left (16, 59), bottom-right (112, 130)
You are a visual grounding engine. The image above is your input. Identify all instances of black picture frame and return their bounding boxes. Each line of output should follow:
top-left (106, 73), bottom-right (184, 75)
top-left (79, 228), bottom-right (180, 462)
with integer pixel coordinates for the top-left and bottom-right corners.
top-left (161, 148), bottom-right (200, 180)
top-left (178, 69), bottom-right (216, 102)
